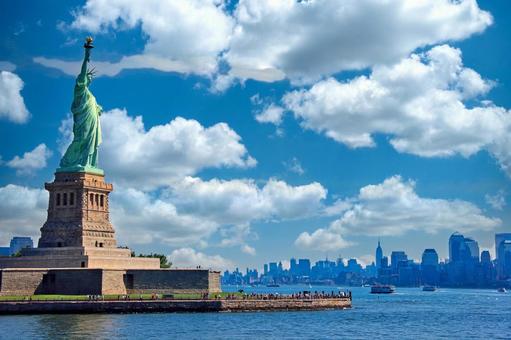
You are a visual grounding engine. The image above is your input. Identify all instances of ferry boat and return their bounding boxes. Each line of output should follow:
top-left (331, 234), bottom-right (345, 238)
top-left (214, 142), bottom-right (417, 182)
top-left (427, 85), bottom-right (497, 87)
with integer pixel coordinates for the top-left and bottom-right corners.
top-left (370, 284), bottom-right (395, 294)
top-left (422, 285), bottom-right (436, 292)
top-left (497, 287), bottom-right (507, 293)
top-left (266, 283), bottom-right (280, 288)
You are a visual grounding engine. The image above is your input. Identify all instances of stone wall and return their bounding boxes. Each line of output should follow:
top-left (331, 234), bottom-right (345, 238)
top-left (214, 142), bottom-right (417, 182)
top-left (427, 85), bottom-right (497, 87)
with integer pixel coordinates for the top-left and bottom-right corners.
top-left (220, 298), bottom-right (352, 311)
top-left (126, 269), bottom-right (213, 294)
top-left (208, 271), bottom-right (221, 293)
top-left (87, 256), bottom-right (159, 270)
top-left (0, 268), bottom-right (220, 296)
top-left (0, 250), bottom-right (160, 270)
top-left (101, 270), bottom-right (126, 295)
top-left (0, 298), bottom-right (351, 314)
top-left (0, 269), bottom-right (47, 295)
top-left (0, 256), bottom-right (88, 269)
top-left (46, 269), bottom-right (103, 295)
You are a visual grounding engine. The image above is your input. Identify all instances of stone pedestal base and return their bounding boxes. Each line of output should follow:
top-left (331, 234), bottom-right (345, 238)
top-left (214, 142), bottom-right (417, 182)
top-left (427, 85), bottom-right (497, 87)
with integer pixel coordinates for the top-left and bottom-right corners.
top-left (0, 247), bottom-right (160, 270)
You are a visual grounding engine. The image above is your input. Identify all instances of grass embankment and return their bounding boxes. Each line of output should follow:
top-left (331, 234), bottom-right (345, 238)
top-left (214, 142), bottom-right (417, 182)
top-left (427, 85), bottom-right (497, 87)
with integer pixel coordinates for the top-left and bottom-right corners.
top-left (0, 292), bottom-right (242, 302)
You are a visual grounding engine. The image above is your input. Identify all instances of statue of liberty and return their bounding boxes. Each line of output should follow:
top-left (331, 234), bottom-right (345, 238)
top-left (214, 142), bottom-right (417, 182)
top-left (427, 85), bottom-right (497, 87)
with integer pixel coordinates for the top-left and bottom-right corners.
top-left (57, 37), bottom-right (104, 175)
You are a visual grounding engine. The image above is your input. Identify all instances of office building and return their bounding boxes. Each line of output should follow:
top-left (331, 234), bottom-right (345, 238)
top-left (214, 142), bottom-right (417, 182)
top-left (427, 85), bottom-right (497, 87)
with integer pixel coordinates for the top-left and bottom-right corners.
top-left (421, 248), bottom-right (439, 285)
top-left (9, 237), bottom-right (33, 256)
top-left (496, 233), bottom-right (511, 279)
top-left (391, 251), bottom-right (407, 272)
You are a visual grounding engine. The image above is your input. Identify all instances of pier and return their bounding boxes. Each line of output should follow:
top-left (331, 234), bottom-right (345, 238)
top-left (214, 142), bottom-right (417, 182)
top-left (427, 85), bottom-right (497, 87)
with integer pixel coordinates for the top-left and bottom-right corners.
top-left (0, 293), bottom-right (351, 314)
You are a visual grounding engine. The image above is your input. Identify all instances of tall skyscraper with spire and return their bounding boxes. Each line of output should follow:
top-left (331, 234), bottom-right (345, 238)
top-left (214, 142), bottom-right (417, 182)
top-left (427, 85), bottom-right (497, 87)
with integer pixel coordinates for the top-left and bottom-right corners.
top-left (376, 239), bottom-right (383, 277)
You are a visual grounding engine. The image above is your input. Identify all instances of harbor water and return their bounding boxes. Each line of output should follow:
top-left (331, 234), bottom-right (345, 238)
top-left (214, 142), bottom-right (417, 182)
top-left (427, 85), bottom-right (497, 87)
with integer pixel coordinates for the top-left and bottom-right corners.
top-left (0, 285), bottom-right (509, 339)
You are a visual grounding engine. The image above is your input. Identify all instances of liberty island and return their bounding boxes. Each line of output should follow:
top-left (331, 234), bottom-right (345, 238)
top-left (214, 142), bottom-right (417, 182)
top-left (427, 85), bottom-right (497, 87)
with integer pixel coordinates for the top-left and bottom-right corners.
top-left (0, 38), bottom-right (219, 301)
top-left (0, 39), bottom-right (351, 314)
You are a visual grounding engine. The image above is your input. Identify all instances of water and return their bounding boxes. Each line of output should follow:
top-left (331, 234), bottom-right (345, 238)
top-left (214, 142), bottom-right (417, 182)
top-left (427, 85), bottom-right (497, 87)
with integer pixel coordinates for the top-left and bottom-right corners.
top-left (0, 285), bottom-right (509, 339)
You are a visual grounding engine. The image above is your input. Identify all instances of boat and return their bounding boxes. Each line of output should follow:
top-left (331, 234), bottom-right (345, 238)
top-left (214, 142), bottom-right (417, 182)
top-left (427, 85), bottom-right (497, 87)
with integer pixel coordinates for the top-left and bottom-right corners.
top-left (422, 285), bottom-right (436, 292)
top-left (266, 283), bottom-right (280, 288)
top-left (497, 287), bottom-right (507, 293)
top-left (370, 284), bottom-right (395, 294)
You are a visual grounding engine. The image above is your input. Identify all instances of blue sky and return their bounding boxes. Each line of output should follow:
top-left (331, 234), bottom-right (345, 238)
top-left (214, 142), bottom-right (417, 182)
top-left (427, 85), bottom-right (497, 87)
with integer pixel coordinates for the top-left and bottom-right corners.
top-left (0, 0), bottom-right (510, 271)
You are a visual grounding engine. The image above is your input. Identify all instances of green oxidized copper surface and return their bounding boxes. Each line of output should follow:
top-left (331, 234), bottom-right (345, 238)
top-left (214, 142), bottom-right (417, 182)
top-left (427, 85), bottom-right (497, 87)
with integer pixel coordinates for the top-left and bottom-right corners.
top-left (57, 38), bottom-right (104, 176)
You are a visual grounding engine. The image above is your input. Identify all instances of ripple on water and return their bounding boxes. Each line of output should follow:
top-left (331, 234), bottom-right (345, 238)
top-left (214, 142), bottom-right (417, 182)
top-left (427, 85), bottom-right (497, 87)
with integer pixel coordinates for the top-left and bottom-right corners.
top-left (0, 286), bottom-right (510, 340)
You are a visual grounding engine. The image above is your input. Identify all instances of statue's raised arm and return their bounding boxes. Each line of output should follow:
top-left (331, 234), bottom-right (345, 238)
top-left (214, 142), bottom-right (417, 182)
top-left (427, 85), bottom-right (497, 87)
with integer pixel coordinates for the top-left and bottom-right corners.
top-left (57, 37), bottom-right (104, 176)
top-left (77, 36), bottom-right (94, 86)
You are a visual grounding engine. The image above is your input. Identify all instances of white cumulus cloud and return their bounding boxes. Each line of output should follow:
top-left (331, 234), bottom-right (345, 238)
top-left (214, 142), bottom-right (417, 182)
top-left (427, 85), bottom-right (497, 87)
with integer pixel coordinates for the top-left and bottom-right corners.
top-left (169, 247), bottom-right (234, 271)
top-left (41, 0), bottom-right (234, 77)
top-left (38, 0), bottom-right (491, 86)
top-left (169, 176), bottom-right (327, 225)
top-left (295, 228), bottom-right (352, 252)
top-left (296, 175), bottom-right (501, 250)
top-left (485, 190), bottom-right (506, 211)
top-left (6, 144), bottom-right (52, 175)
top-left (0, 185), bottom-right (47, 244)
top-left (59, 108), bottom-right (256, 189)
top-left (0, 71), bottom-right (30, 123)
top-left (110, 187), bottom-right (218, 247)
top-left (226, 0), bottom-right (492, 84)
top-left (255, 104), bottom-right (285, 125)
top-left (277, 45), bottom-right (511, 175)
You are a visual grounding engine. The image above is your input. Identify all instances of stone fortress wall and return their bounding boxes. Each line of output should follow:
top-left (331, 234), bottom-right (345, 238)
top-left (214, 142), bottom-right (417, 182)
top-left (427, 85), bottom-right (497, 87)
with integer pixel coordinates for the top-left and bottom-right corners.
top-left (0, 268), bottom-right (221, 296)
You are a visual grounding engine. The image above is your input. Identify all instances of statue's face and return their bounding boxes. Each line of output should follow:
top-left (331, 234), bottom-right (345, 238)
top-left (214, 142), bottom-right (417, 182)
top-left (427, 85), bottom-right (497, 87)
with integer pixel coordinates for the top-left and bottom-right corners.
top-left (87, 74), bottom-right (93, 84)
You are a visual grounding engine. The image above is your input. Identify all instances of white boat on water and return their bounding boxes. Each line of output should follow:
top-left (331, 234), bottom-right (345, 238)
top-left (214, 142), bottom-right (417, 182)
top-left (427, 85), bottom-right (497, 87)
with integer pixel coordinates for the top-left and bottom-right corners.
top-left (370, 284), bottom-right (395, 294)
top-left (422, 285), bottom-right (437, 292)
top-left (497, 287), bottom-right (507, 293)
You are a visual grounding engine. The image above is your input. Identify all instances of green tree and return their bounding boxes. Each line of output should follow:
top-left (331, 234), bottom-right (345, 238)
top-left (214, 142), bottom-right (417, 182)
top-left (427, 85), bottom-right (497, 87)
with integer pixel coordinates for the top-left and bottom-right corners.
top-left (135, 253), bottom-right (171, 268)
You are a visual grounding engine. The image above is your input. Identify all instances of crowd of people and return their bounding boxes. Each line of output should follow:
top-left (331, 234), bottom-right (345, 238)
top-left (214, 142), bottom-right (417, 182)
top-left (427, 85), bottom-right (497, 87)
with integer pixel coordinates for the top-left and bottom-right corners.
top-left (80, 291), bottom-right (353, 301)
top-left (212, 290), bottom-right (352, 300)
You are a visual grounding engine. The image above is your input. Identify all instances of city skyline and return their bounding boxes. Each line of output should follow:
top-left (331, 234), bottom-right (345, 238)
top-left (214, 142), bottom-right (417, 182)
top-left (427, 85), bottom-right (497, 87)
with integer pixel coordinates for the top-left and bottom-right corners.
top-left (1, 0), bottom-right (511, 270)
top-left (223, 232), bottom-right (511, 288)
top-left (219, 231), bottom-right (508, 272)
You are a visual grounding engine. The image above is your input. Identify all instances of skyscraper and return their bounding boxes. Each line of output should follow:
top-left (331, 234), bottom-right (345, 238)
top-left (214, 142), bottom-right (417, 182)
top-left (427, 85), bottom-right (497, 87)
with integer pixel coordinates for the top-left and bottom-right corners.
top-left (290, 258), bottom-right (297, 276)
top-left (495, 233), bottom-right (511, 279)
top-left (298, 259), bottom-right (311, 277)
top-left (497, 240), bottom-right (511, 280)
top-left (375, 240), bottom-right (383, 273)
top-left (391, 251), bottom-right (407, 272)
top-left (8, 237), bottom-right (33, 256)
top-left (449, 232), bottom-right (465, 263)
top-left (463, 238), bottom-right (480, 262)
top-left (480, 250), bottom-right (494, 286)
top-left (422, 249), bottom-right (439, 266)
top-left (421, 248), bottom-right (439, 285)
top-left (480, 250), bottom-right (491, 264)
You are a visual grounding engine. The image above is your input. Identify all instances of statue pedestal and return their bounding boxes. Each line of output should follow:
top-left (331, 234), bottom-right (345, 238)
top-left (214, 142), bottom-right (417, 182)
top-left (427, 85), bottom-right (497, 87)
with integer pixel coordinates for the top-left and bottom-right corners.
top-left (39, 172), bottom-right (115, 248)
top-left (0, 171), bottom-right (159, 270)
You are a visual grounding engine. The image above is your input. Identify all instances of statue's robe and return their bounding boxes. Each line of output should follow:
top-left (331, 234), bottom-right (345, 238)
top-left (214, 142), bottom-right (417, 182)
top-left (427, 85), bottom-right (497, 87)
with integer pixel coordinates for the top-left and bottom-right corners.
top-left (59, 72), bottom-right (102, 169)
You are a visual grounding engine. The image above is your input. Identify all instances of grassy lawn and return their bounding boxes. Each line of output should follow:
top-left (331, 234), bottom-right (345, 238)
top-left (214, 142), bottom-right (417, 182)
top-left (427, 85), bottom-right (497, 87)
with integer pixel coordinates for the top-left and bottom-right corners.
top-left (0, 292), bottom-right (243, 302)
top-left (0, 294), bottom-right (157, 301)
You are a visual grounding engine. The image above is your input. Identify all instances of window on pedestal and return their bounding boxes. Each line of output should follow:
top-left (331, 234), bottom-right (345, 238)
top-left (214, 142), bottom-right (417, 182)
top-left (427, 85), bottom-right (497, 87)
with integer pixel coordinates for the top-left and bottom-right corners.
top-left (70, 192), bottom-right (74, 206)
top-left (56, 193), bottom-right (61, 206)
top-left (100, 195), bottom-right (104, 208)
top-left (90, 193), bottom-right (94, 206)
top-left (63, 193), bottom-right (67, 206)
top-left (95, 194), bottom-right (99, 207)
